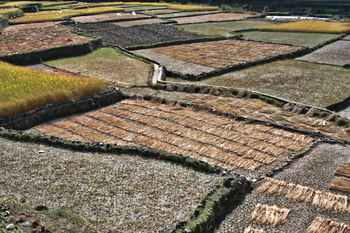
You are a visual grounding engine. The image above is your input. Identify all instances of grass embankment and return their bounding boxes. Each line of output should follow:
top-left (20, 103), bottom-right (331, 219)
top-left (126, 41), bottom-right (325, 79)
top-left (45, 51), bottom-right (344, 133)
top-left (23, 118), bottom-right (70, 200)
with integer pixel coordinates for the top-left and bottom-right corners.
top-left (169, 4), bottom-right (219, 11)
top-left (260, 21), bottom-right (350, 34)
top-left (9, 7), bottom-right (124, 24)
top-left (0, 61), bottom-right (107, 118)
top-left (174, 20), bottom-right (275, 37)
top-left (240, 31), bottom-right (340, 47)
top-left (167, 60), bottom-right (350, 107)
top-left (45, 47), bottom-right (151, 86)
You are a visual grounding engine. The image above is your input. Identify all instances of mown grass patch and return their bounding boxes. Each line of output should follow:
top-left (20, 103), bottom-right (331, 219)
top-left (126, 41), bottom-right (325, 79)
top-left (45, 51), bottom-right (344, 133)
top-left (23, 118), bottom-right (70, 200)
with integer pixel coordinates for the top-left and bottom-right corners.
top-left (240, 31), bottom-right (340, 47)
top-left (0, 61), bottom-right (107, 118)
top-left (167, 60), bottom-right (350, 107)
top-left (169, 4), bottom-right (219, 11)
top-left (174, 20), bottom-right (276, 37)
top-left (260, 21), bottom-right (350, 34)
top-left (45, 47), bottom-right (151, 86)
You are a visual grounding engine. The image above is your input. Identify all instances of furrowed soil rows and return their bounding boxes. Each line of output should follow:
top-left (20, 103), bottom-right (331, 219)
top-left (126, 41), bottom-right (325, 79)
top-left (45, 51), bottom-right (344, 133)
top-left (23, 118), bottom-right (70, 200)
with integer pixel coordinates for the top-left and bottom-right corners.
top-left (136, 39), bottom-right (300, 69)
top-left (87, 24), bottom-right (203, 47)
top-left (71, 12), bottom-right (152, 23)
top-left (173, 12), bottom-right (252, 24)
top-left (28, 99), bottom-right (314, 176)
top-left (0, 25), bottom-right (92, 56)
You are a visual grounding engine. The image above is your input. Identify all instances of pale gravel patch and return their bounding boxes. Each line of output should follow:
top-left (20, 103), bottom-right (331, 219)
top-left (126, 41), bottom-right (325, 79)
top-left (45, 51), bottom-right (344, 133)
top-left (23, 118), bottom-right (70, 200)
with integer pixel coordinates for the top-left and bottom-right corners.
top-left (296, 40), bottom-right (350, 66)
top-left (134, 49), bottom-right (214, 75)
top-left (0, 137), bottom-right (223, 232)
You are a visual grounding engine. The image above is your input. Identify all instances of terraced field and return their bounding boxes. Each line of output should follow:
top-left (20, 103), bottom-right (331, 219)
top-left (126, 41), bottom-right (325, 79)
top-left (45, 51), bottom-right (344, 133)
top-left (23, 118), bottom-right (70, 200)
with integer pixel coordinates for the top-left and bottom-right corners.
top-left (27, 99), bottom-right (315, 176)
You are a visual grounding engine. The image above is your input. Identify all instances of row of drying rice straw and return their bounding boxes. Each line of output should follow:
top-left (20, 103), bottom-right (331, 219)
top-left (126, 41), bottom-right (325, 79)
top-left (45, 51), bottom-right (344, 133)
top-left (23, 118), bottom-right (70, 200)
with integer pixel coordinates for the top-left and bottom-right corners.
top-left (257, 177), bottom-right (350, 213)
top-left (305, 217), bottom-right (349, 233)
top-left (250, 204), bottom-right (290, 226)
top-left (113, 105), bottom-right (279, 165)
top-left (101, 107), bottom-right (262, 170)
top-left (118, 101), bottom-right (292, 156)
top-left (32, 123), bottom-right (84, 142)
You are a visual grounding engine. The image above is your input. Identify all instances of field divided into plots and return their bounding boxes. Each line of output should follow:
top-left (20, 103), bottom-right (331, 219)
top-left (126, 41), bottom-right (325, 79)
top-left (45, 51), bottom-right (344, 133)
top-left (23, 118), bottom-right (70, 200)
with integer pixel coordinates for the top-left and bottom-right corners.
top-left (28, 99), bottom-right (314, 175)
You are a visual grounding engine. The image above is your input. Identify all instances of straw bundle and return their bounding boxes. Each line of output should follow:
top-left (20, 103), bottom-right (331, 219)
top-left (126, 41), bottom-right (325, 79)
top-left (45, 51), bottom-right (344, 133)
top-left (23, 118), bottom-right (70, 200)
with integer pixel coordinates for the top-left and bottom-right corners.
top-left (305, 217), bottom-right (350, 233)
top-left (329, 177), bottom-right (350, 193)
top-left (334, 165), bottom-right (350, 178)
top-left (250, 204), bottom-right (290, 226)
top-left (244, 226), bottom-right (264, 233)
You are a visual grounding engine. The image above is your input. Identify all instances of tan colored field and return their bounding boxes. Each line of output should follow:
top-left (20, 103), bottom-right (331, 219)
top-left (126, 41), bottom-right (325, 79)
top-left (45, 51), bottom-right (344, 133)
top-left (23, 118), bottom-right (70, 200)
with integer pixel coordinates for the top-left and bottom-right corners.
top-left (181, 95), bottom-right (350, 141)
top-left (0, 25), bottom-right (91, 56)
top-left (173, 13), bottom-right (252, 24)
top-left (3, 21), bottom-right (63, 32)
top-left (27, 99), bottom-right (314, 174)
top-left (71, 12), bottom-right (151, 23)
top-left (148, 39), bottom-right (300, 68)
top-left (113, 18), bottom-right (167, 27)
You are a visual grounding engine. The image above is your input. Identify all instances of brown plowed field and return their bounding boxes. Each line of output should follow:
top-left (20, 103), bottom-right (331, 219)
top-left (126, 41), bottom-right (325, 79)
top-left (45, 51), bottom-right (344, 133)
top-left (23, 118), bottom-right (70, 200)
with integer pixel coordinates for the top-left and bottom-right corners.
top-left (0, 25), bottom-right (92, 56)
top-left (28, 99), bottom-right (314, 175)
top-left (173, 13), bottom-right (252, 24)
top-left (71, 12), bottom-right (151, 23)
top-left (148, 39), bottom-right (301, 68)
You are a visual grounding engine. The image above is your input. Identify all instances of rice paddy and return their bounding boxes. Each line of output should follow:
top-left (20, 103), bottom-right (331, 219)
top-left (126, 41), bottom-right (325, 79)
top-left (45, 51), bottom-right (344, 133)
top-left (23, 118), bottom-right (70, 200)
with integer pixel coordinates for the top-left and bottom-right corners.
top-left (260, 21), bottom-right (350, 34)
top-left (45, 47), bottom-right (152, 86)
top-left (0, 61), bottom-right (107, 118)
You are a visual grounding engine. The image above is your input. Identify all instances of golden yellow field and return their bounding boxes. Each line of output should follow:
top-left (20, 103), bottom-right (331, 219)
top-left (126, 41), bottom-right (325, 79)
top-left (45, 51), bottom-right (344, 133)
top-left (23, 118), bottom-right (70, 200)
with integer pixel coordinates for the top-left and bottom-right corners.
top-left (0, 1), bottom-right (39, 8)
top-left (260, 21), bottom-right (350, 34)
top-left (9, 7), bottom-right (124, 24)
top-left (169, 4), bottom-right (219, 11)
top-left (0, 61), bottom-right (107, 118)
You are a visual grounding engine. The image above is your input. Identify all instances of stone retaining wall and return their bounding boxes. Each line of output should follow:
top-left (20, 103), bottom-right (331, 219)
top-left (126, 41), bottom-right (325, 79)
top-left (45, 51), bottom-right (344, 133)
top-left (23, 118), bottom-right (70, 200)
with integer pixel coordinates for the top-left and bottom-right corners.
top-left (0, 87), bottom-right (129, 130)
top-left (0, 37), bottom-right (102, 65)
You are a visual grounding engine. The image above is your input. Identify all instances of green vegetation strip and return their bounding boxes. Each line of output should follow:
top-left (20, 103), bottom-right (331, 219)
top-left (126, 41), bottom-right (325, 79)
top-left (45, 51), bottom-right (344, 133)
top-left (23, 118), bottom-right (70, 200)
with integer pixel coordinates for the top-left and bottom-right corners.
top-left (0, 61), bottom-right (107, 118)
top-left (175, 177), bottom-right (251, 232)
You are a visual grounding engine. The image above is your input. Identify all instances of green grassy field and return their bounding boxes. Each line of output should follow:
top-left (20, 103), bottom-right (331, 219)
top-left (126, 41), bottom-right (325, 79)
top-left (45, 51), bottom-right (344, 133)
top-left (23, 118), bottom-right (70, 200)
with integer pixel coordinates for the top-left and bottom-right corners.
top-left (167, 60), bottom-right (350, 107)
top-left (174, 20), bottom-right (276, 37)
top-left (240, 31), bottom-right (340, 47)
top-left (45, 47), bottom-right (152, 86)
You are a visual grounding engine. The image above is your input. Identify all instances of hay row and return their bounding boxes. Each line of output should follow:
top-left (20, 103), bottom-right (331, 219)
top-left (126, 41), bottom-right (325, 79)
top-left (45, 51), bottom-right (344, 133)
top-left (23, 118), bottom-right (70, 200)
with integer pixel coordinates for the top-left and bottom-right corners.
top-left (118, 101), bottom-right (305, 153)
top-left (85, 111), bottom-right (261, 170)
top-left (250, 204), bottom-right (290, 226)
top-left (31, 123), bottom-right (84, 142)
top-left (244, 226), bottom-right (264, 233)
top-left (104, 107), bottom-right (278, 165)
top-left (48, 119), bottom-right (127, 145)
top-left (334, 165), bottom-right (350, 178)
top-left (257, 178), bottom-right (350, 213)
top-left (305, 217), bottom-right (350, 233)
top-left (329, 177), bottom-right (350, 193)
top-left (116, 103), bottom-right (289, 157)
top-left (129, 100), bottom-right (314, 146)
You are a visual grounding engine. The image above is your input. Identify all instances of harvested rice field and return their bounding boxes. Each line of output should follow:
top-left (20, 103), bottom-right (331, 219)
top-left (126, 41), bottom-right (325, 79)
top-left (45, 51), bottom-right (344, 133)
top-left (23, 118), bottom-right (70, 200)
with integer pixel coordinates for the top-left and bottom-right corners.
top-left (112, 18), bottom-right (168, 27)
top-left (134, 39), bottom-right (301, 69)
top-left (157, 11), bottom-right (220, 18)
top-left (240, 31), bottom-right (340, 47)
top-left (0, 25), bottom-right (92, 56)
top-left (87, 24), bottom-right (203, 47)
top-left (45, 47), bottom-right (152, 86)
top-left (167, 60), bottom-right (350, 108)
top-left (296, 40), bottom-right (350, 66)
top-left (174, 20), bottom-right (276, 37)
top-left (2, 21), bottom-right (64, 32)
top-left (71, 12), bottom-right (152, 23)
top-left (26, 99), bottom-right (315, 176)
top-left (173, 13), bottom-right (253, 24)
top-left (216, 143), bottom-right (350, 232)
top-left (177, 94), bottom-right (350, 141)
top-left (123, 6), bottom-right (168, 12)
top-left (0, 137), bottom-right (223, 232)
top-left (138, 9), bottom-right (179, 15)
